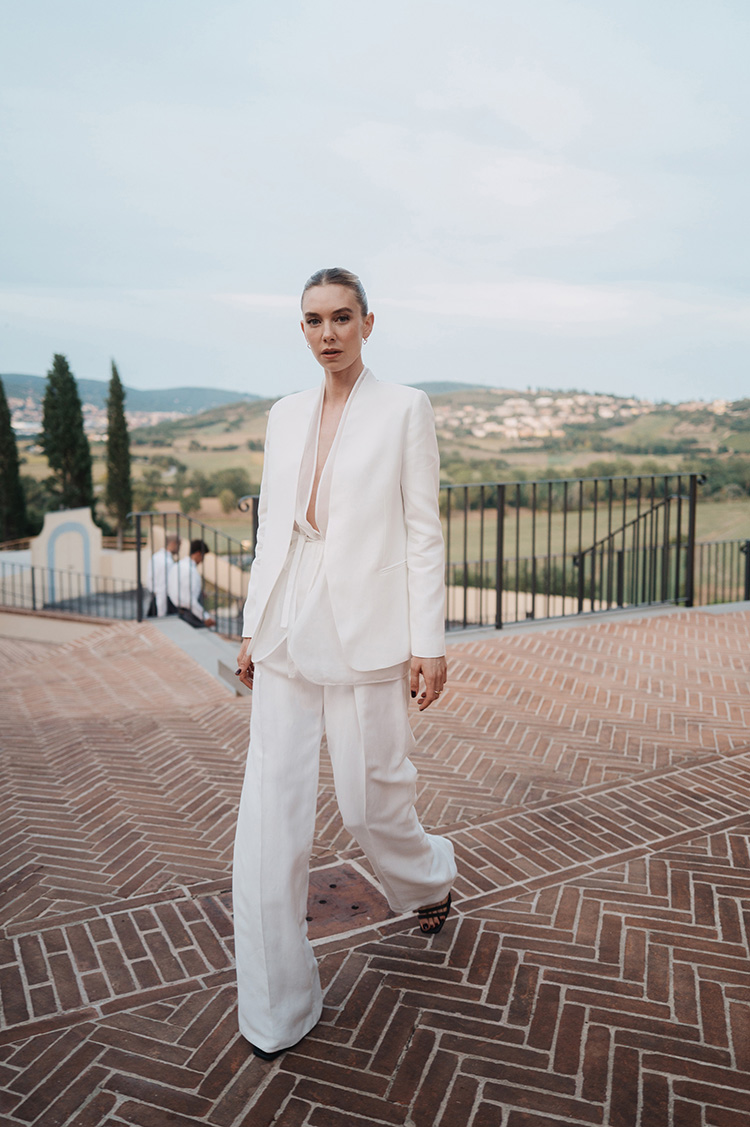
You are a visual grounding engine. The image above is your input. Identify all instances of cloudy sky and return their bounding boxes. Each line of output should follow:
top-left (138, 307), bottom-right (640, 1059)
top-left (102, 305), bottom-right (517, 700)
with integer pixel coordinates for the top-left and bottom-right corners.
top-left (1, 0), bottom-right (748, 401)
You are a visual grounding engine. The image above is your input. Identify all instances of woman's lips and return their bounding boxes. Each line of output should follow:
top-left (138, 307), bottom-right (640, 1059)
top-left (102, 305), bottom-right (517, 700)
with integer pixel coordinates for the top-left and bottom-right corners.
top-left (322, 349), bottom-right (342, 357)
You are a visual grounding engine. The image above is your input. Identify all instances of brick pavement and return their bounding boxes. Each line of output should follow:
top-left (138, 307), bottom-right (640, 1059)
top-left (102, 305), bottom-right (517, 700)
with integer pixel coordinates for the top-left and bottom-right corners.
top-left (1, 608), bottom-right (749, 1126)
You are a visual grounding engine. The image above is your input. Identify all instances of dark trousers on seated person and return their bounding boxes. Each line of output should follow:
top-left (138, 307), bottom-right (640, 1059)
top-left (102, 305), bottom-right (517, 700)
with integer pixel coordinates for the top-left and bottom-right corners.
top-left (166, 598), bottom-right (206, 629)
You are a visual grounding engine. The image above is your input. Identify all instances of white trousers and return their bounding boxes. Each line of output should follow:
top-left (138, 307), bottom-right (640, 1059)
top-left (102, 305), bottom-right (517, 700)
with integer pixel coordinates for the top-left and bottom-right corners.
top-left (232, 660), bottom-right (457, 1054)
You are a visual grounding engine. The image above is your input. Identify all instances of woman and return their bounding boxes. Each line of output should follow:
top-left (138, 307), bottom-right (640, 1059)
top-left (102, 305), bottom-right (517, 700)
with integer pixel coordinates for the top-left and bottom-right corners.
top-left (233, 267), bottom-right (456, 1061)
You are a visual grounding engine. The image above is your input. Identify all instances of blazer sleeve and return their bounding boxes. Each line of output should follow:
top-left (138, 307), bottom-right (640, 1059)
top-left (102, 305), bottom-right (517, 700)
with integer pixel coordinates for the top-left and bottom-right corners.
top-left (241, 408), bottom-right (273, 638)
top-left (401, 391), bottom-right (446, 658)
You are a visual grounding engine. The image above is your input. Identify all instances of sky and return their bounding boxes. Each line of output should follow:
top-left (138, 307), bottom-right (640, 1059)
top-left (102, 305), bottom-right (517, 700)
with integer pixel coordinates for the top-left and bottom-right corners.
top-left (1, 0), bottom-right (748, 403)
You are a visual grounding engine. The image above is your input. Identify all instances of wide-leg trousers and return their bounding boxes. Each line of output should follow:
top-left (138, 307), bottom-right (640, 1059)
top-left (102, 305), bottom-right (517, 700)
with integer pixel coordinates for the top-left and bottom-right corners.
top-left (232, 659), bottom-right (457, 1054)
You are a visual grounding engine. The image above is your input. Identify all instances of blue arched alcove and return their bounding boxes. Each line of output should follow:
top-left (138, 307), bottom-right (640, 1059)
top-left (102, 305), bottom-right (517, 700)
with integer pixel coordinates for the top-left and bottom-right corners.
top-left (47, 521), bottom-right (92, 601)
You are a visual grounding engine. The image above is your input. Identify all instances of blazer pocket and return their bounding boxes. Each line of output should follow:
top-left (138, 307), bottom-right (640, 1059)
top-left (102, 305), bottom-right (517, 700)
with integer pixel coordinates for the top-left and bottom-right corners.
top-left (380, 558), bottom-right (407, 573)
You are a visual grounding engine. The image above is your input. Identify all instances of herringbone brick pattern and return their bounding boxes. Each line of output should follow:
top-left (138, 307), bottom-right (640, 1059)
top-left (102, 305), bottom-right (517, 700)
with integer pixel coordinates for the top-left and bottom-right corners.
top-left (0, 635), bottom-right (47, 673)
top-left (1, 608), bottom-right (749, 1125)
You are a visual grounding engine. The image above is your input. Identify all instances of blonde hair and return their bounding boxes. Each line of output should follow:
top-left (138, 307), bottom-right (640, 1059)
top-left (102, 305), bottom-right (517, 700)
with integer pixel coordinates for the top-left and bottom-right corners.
top-left (301, 267), bottom-right (368, 317)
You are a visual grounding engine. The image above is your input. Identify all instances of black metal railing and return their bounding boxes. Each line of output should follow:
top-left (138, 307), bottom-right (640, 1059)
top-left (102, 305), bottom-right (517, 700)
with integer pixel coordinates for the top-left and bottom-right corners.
top-left (3, 474), bottom-right (747, 637)
top-left (0, 560), bottom-right (138, 619)
top-left (694, 539), bottom-right (750, 607)
top-left (442, 473), bottom-right (706, 629)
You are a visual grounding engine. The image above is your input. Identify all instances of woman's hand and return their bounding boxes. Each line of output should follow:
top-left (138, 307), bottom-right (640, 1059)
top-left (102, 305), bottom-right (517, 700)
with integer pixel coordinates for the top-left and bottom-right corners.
top-left (236, 637), bottom-right (255, 690)
top-left (410, 655), bottom-right (447, 711)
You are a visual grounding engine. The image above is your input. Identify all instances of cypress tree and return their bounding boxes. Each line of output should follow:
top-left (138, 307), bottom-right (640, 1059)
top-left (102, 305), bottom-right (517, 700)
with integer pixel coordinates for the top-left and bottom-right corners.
top-left (0, 376), bottom-right (28, 541)
top-left (105, 360), bottom-right (132, 549)
top-left (41, 353), bottom-right (94, 511)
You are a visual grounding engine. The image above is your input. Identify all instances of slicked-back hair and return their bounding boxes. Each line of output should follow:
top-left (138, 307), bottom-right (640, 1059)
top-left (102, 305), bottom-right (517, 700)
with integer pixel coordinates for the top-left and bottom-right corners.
top-left (190, 539), bottom-right (209, 556)
top-left (301, 267), bottom-right (368, 317)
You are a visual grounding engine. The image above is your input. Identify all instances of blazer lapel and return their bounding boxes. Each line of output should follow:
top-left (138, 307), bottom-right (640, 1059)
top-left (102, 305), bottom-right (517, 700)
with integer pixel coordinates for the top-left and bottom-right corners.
top-left (271, 386), bottom-right (320, 530)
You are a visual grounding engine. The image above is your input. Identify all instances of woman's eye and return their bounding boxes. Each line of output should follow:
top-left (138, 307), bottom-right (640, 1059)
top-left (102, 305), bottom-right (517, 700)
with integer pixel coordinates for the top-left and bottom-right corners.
top-left (336, 315), bottom-right (350, 323)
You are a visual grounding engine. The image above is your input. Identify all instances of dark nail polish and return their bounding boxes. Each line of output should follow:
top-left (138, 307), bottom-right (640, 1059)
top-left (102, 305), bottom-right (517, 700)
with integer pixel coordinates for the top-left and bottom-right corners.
top-left (411, 691), bottom-right (416, 698)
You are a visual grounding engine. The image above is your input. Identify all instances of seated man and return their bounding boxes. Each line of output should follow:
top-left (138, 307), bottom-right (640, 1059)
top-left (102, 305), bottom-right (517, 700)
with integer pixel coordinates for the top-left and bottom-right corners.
top-left (145, 535), bottom-right (180, 617)
top-left (167, 538), bottom-right (216, 629)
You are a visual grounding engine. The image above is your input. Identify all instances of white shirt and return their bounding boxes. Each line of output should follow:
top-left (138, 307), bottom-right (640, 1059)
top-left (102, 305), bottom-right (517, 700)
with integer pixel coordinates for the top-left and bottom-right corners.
top-left (146, 548), bottom-right (175, 617)
top-left (168, 557), bottom-right (207, 621)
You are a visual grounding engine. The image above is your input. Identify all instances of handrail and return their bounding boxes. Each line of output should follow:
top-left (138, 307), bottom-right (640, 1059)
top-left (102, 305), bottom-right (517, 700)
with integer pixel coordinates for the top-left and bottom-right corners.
top-left (0, 537), bottom-right (32, 551)
top-left (573, 494), bottom-right (686, 561)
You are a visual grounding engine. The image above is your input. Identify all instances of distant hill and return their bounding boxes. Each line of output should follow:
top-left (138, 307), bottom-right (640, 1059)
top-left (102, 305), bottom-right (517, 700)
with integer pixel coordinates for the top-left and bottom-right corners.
top-left (410, 381), bottom-right (485, 396)
top-left (1, 373), bottom-right (259, 414)
top-left (129, 396), bottom-right (275, 443)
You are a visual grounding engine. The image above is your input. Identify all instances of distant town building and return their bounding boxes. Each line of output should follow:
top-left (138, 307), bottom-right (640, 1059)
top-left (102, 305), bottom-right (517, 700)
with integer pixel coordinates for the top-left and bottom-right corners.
top-left (431, 389), bottom-right (662, 444)
top-left (9, 396), bottom-right (186, 437)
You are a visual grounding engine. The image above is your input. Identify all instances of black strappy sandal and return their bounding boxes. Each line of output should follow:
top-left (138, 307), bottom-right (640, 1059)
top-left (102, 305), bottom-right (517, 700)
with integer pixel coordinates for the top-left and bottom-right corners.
top-left (252, 1034), bottom-right (304, 1061)
top-left (417, 892), bottom-right (452, 936)
top-left (253, 1044), bottom-right (286, 1062)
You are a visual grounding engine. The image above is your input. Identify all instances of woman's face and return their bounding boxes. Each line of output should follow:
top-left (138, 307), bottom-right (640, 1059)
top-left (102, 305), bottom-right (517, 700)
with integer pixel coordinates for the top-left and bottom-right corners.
top-left (301, 284), bottom-right (374, 376)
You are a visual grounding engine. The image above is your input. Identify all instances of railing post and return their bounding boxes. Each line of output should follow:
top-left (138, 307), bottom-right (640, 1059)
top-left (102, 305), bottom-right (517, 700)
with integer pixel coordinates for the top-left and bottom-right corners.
top-left (30, 566), bottom-right (37, 611)
top-left (445, 487), bottom-right (452, 630)
top-left (577, 554), bottom-right (586, 617)
top-left (659, 493), bottom-right (667, 603)
top-left (495, 484), bottom-right (505, 629)
top-left (135, 514), bottom-right (143, 623)
top-left (529, 481), bottom-right (537, 620)
top-left (684, 474), bottom-right (700, 607)
top-left (743, 541), bottom-right (750, 602)
top-left (462, 487), bottom-right (469, 629)
top-left (616, 550), bottom-right (624, 607)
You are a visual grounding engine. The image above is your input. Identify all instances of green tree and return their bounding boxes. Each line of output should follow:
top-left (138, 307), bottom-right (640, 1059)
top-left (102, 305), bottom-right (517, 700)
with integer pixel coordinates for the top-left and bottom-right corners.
top-left (0, 376), bottom-right (28, 540)
top-left (218, 487), bottom-right (237, 513)
top-left (41, 354), bottom-right (94, 511)
top-left (21, 474), bottom-right (58, 535)
top-left (180, 489), bottom-right (201, 515)
top-left (210, 467), bottom-right (252, 498)
top-left (105, 361), bottom-right (132, 548)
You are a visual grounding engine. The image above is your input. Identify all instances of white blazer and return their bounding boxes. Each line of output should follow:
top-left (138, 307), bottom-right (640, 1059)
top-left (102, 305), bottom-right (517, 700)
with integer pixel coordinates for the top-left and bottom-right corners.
top-left (243, 369), bottom-right (446, 671)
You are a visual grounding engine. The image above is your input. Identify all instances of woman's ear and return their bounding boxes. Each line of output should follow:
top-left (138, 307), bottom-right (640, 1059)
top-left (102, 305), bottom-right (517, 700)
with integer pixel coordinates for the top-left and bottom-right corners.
top-left (363, 311), bottom-right (375, 340)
